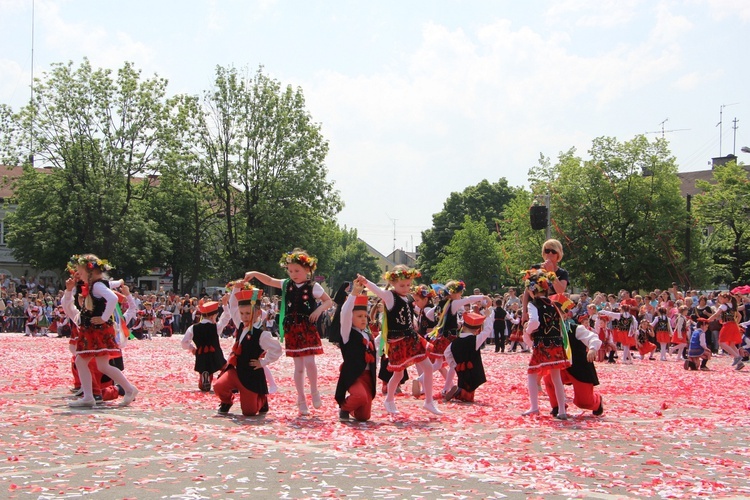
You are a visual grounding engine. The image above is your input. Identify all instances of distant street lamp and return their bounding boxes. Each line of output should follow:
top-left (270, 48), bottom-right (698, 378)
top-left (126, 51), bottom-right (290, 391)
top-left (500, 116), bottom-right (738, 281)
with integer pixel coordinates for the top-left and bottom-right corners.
top-left (742, 146), bottom-right (750, 153)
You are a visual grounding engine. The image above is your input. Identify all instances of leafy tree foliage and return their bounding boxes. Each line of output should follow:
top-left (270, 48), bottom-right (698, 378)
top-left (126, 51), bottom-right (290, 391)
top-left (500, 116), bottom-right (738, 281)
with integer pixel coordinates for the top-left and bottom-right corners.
top-left (528, 136), bottom-right (701, 292)
top-left (434, 216), bottom-right (504, 293)
top-left (186, 65), bottom-right (342, 278)
top-left (417, 178), bottom-right (515, 283)
top-left (693, 160), bottom-right (750, 287)
top-left (321, 226), bottom-right (381, 293)
top-left (4, 59), bottom-right (170, 277)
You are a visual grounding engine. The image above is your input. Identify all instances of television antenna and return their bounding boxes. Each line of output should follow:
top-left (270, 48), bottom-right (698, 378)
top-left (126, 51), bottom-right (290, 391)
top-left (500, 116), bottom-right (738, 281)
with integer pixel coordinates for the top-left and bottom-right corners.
top-left (717, 103), bottom-right (739, 156)
top-left (645, 118), bottom-right (689, 138)
top-left (386, 213), bottom-right (397, 253)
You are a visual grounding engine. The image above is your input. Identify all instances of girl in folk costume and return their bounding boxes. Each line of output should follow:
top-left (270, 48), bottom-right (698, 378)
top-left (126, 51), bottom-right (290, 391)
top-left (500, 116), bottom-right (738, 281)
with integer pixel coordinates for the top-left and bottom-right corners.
top-left (181, 296), bottom-right (231, 392)
top-left (63, 255), bottom-right (138, 408)
top-left (600, 304), bottom-right (638, 364)
top-left (24, 298), bottom-right (42, 336)
top-left (214, 283), bottom-right (282, 416)
top-left (141, 302), bottom-right (156, 339)
top-left (336, 281), bottom-right (378, 421)
top-left (585, 304), bottom-right (615, 362)
top-left (708, 292), bottom-right (745, 371)
top-left (429, 280), bottom-right (488, 397)
top-left (55, 307), bottom-right (73, 338)
top-left (636, 319), bottom-right (657, 360)
top-left (651, 307), bottom-right (674, 361)
top-left (358, 266), bottom-right (443, 415)
top-left (521, 269), bottom-right (571, 419)
top-left (507, 303), bottom-right (527, 352)
top-left (410, 284), bottom-right (442, 397)
top-left (244, 249), bottom-right (332, 415)
top-left (670, 305), bottom-right (690, 360)
top-left (443, 310), bottom-right (493, 403)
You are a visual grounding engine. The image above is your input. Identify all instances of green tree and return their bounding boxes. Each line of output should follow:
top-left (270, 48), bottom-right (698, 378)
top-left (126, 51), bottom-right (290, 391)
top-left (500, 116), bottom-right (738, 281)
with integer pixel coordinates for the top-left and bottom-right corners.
top-left (693, 160), bottom-right (750, 286)
top-left (322, 226), bottom-right (381, 293)
top-left (528, 136), bottom-right (700, 292)
top-left (496, 187), bottom-right (546, 288)
top-left (417, 178), bottom-right (516, 283)
top-left (4, 60), bottom-right (171, 277)
top-left (188, 65), bottom-right (342, 277)
top-left (434, 216), bottom-right (504, 293)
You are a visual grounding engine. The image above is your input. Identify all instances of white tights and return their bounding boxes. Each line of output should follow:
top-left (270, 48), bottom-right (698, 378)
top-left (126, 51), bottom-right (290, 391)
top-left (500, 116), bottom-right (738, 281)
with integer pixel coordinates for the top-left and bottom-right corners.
top-left (388, 358), bottom-right (435, 405)
top-left (293, 355), bottom-right (318, 402)
top-left (75, 355), bottom-right (134, 402)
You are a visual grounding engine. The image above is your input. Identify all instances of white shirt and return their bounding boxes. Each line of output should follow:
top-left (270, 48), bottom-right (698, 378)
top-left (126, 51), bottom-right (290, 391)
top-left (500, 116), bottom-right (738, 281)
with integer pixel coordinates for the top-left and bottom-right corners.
top-left (227, 291), bottom-right (282, 367)
top-left (445, 310), bottom-right (494, 368)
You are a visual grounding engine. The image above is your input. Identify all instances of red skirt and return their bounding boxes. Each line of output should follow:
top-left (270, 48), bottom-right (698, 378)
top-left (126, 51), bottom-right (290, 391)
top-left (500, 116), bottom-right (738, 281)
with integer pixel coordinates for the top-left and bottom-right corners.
top-left (428, 333), bottom-right (457, 361)
top-left (671, 331), bottom-right (686, 344)
top-left (719, 322), bottom-right (742, 345)
top-left (386, 333), bottom-right (428, 371)
top-left (638, 341), bottom-right (657, 356)
top-left (655, 330), bottom-right (671, 344)
top-left (75, 324), bottom-right (120, 357)
top-left (528, 343), bottom-right (570, 375)
top-left (283, 319), bottom-right (323, 357)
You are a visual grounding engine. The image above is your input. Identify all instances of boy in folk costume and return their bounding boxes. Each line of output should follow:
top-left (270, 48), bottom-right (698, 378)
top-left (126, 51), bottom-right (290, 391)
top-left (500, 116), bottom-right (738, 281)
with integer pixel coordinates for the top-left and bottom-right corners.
top-left (585, 304), bottom-right (615, 362)
top-left (522, 269), bottom-right (571, 420)
top-left (685, 317), bottom-right (712, 371)
top-left (443, 311), bottom-right (493, 403)
top-left (357, 266), bottom-right (443, 415)
top-left (245, 249), bottom-right (332, 415)
top-left (336, 282), bottom-right (377, 421)
top-left (214, 284), bottom-right (282, 416)
top-left (543, 307), bottom-right (604, 417)
top-left (181, 297), bottom-right (230, 392)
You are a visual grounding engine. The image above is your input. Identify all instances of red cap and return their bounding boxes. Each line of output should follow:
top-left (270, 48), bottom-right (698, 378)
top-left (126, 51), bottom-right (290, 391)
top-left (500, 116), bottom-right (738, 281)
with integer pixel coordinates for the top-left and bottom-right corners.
top-left (198, 299), bottom-right (219, 315)
top-left (463, 312), bottom-right (485, 327)
top-left (696, 317), bottom-right (710, 324)
top-left (354, 294), bottom-right (368, 310)
top-left (236, 288), bottom-right (262, 304)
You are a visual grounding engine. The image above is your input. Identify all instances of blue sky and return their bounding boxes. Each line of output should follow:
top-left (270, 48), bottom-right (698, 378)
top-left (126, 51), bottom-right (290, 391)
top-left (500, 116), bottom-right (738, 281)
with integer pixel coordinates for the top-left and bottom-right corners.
top-left (1, 0), bottom-right (748, 256)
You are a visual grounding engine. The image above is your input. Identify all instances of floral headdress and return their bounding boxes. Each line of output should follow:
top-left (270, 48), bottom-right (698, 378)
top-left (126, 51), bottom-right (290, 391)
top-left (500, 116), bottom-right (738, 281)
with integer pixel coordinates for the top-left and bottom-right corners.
top-left (446, 280), bottom-right (466, 294)
top-left (279, 251), bottom-right (318, 272)
top-left (385, 268), bottom-right (421, 282)
top-left (412, 284), bottom-right (436, 299)
top-left (521, 268), bottom-right (557, 293)
top-left (67, 254), bottom-right (113, 274)
top-left (226, 280), bottom-right (257, 292)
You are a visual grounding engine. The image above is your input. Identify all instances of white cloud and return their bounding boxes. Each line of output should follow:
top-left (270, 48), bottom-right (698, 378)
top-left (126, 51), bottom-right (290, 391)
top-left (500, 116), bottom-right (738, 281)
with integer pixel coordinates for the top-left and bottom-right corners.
top-left (545, 0), bottom-right (644, 28)
top-left (696, 0), bottom-right (750, 21)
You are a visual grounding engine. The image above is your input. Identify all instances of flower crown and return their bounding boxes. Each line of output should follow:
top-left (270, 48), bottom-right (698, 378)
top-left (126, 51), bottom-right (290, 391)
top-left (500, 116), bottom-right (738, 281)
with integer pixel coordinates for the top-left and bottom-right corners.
top-left (279, 251), bottom-right (317, 272)
top-left (446, 280), bottom-right (466, 294)
top-left (521, 269), bottom-right (557, 293)
top-left (412, 284), bottom-right (436, 299)
top-left (226, 280), bottom-right (256, 292)
top-left (67, 254), bottom-right (113, 274)
top-left (385, 268), bottom-right (421, 282)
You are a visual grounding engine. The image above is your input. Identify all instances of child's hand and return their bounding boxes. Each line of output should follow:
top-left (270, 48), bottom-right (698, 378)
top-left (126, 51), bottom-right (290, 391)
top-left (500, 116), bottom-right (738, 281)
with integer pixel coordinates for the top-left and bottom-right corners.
top-left (65, 277), bottom-right (76, 292)
top-left (121, 285), bottom-right (130, 296)
top-left (355, 274), bottom-right (368, 286)
top-left (352, 281), bottom-right (364, 295)
top-left (249, 359), bottom-right (263, 370)
top-left (586, 349), bottom-right (596, 362)
top-left (243, 271), bottom-right (256, 282)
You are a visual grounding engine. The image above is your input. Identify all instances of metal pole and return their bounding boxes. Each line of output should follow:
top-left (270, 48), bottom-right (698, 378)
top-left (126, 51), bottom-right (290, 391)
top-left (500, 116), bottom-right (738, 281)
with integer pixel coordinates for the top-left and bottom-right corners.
top-left (545, 193), bottom-right (551, 240)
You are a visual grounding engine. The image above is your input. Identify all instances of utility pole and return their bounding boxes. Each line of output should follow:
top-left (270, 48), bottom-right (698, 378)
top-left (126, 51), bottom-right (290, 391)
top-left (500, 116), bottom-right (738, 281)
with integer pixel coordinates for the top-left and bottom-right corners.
top-left (732, 118), bottom-right (740, 155)
top-left (717, 103), bottom-right (739, 156)
top-left (386, 214), bottom-right (397, 253)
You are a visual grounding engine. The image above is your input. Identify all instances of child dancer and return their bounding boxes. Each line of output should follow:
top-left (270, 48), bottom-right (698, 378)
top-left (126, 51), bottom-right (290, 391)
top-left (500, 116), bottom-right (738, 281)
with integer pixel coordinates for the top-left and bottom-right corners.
top-left (410, 284), bottom-right (440, 397)
top-left (604, 304), bottom-right (638, 364)
top-left (636, 319), bottom-right (657, 360)
top-left (214, 283), bottom-right (282, 416)
top-left (543, 309), bottom-right (604, 416)
top-left (245, 249), bottom-right (332, 415)
top-left (181, 298), bottom-right (230, 392)
top-left (521, 269), bottom-right (570, 419)
top-left (336, 281), bottom-right (377, 421)
top-left (443, 311), bottom-right (493, 402)
top-left (708, 292), bottom-right (744, 370)
top-left (685, 317), bottom-right (712, 371)
top-left (63, 255), bottom-right (138, 407)
top-left (357, 266), bottom-right (442, 415)
top-left (670, 305), bottom-right (690, 360)
top-left (651, 307), bottom-right (673, 361)
top-left (429, 280), bottom-right (487, 397)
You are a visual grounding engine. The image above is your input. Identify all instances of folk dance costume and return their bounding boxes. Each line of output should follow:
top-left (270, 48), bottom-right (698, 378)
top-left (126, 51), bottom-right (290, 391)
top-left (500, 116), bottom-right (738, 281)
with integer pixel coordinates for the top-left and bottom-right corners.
top-left (717, 304), bottom-right (742, 347)
top-left (214, 288), bottom-right (282, 416)
top-left (636, 326), bottom-right (657, 358)
top-left (56, 308), bottom-right (73, 338)
top-left (444, 311), bottom-right (492, 402)
top-left (651, 314), bottom-right (673, 361)
top-left (685, 320), bottom-right (711, 371)
top-left (336, 294), bottom-right (377, 421)
top-left (280, 279), bottom-right (325, 357)
top-left (525, 296), bottom-right (571, 375)
top-left (603, 308), bottom-right (637, 363)
top-left (543, 320), bottom-right (604, 416)
top-left (430, 295), bottom-right (484, 363)
top-left (181, 300), bottom-right (230, 392)
top-left (24, 304), bottom-right (42, 336)
top-left (671, 315), bottom-right (689, 359)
